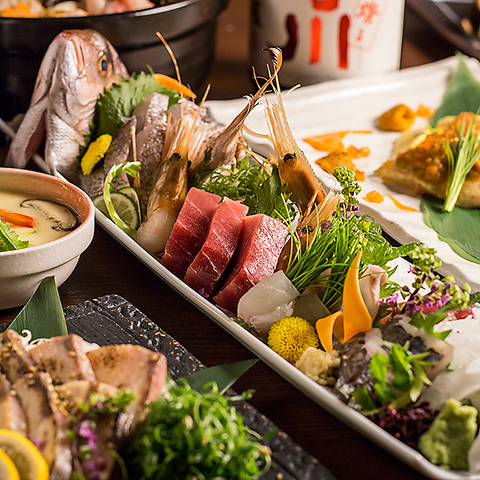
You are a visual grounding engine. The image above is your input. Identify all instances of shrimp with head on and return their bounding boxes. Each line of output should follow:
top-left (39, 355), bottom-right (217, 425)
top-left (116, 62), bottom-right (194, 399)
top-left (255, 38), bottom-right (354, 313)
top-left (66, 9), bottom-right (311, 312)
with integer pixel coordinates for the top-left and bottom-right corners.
top-left (246, 48), bottom-right (340, 272)
top-left (134, 91), bottom-right (213, 255)
top-left (251, 48), bottom-right (338, 228)
top-left (202, 48), bottom-right (284, 173)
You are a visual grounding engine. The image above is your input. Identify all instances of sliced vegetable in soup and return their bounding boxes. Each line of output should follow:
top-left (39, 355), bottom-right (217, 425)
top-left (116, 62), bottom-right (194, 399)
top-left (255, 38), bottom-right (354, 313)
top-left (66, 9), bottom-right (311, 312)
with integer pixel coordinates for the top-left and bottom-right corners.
top-left (0, 190), bottom-right (79, 249)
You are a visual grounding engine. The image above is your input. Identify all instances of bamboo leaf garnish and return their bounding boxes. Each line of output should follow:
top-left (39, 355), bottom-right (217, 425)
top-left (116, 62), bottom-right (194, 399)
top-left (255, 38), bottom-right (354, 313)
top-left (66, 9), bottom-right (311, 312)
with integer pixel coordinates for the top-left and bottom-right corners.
top-left (181, 359), bottom-right (258, 394)
top-left (441, 113), bottom-right (480, 212)
top-left (9, 276), bottom-right (67, 342)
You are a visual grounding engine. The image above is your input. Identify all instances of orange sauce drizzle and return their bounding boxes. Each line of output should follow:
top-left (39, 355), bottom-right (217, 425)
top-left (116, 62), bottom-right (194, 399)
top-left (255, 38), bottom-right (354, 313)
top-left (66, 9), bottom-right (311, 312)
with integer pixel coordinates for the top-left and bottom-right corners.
top-left (385, 195), bottom-right (418, 212)
top-left (364, 191), bottom-right (418, 212)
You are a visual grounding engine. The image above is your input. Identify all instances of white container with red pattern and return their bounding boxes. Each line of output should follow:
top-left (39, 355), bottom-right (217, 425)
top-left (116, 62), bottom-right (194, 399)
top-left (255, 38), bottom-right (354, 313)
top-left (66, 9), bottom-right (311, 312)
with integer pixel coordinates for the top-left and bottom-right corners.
top-left (250, 0), bottom-right (405, 87)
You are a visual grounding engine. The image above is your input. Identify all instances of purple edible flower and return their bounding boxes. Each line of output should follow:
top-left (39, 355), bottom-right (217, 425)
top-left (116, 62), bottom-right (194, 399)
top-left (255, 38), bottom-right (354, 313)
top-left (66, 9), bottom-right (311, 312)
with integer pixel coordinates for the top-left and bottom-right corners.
top-left (440, 293), bottom-right (451, 306)
top-left (78, 421), bottom-right (98, 451)
top-left (404, 301), bottom-right (420, 315)
top-left (321, 220), bottom-right (331, 233)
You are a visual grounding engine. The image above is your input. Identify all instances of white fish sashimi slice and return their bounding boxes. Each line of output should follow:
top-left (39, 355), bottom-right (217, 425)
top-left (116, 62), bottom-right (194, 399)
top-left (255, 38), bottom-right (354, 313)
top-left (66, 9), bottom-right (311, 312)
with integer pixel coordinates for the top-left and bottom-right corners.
top-left (237, 270), bottom-right (299, 336)
top-left (420, 315), bottom-right (480, 411)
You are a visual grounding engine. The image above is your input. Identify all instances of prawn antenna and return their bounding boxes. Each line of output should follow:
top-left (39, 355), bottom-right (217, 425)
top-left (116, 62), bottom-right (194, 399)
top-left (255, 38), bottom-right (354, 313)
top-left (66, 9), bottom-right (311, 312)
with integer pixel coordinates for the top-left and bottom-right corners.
top-left (266, 47), bottom-right (283, 72)
top-left (156, 31), bottom-right (183, 95)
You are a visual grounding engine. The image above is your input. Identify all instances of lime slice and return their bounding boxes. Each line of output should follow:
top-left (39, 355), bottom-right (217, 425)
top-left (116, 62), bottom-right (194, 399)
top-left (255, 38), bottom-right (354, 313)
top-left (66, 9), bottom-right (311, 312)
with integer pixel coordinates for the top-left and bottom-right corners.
top-left (93, 192), bottom-right (140, 231)
top-left (118, 187), bottom-right (142, 221)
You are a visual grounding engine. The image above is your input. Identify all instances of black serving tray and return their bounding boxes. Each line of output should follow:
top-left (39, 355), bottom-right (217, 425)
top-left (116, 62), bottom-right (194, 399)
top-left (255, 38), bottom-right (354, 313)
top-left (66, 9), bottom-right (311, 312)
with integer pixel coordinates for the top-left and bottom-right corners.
top-left (2, 294), bottom-right (335, 480)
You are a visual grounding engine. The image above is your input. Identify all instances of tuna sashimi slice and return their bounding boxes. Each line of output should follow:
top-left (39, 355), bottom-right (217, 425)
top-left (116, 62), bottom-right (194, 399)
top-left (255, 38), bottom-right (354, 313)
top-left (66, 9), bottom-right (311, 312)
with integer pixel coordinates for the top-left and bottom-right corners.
top-left (162, 187), bottom-right (220, 277)
top-left (184, 198), bottom-right (248, 297)
top-left (213, 214), bottom-right (290, 313)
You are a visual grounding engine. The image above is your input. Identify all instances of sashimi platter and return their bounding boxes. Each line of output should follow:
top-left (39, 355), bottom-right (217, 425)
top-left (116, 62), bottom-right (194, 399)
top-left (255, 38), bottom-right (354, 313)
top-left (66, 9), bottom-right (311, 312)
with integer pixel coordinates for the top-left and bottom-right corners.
top-left (5, 27), bottom-right (480, 479)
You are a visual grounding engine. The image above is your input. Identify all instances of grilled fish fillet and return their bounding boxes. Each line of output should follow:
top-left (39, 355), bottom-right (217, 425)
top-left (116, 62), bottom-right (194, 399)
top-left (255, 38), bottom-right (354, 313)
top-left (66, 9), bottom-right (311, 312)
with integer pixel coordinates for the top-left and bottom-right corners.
top-left (375, 114), bottom-right (480, 208)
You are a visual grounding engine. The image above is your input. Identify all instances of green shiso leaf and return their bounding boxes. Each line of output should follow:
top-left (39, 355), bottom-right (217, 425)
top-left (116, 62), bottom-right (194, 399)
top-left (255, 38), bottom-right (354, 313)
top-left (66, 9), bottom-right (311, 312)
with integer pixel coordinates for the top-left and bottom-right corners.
top-left (192, 156), bottom-right (268, 200)
top-left (242, 165), bottom-right (291, 220)
top-left (431, 53), bottom-right (480, 126)
top-left (9, 276), bottom-right (67, 341)
top-left (421, 195), bottom-right (480, 264)
top-left (181, 359), bottom-right (258, 394)
top-left (95, 72), bottom-right (180, 139)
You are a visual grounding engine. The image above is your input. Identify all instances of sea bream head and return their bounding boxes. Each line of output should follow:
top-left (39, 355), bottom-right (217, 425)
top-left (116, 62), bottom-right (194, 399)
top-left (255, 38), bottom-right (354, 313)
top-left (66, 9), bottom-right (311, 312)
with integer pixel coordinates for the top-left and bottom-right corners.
top-left (6, 29), bottom-right (128, 178)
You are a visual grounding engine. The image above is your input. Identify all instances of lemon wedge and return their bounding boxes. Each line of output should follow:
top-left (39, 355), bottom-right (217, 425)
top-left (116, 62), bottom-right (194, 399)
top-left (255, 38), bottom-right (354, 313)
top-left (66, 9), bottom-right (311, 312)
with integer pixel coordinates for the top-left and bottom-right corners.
top-left (0, 430), bottom-right (48, 480)
top-left (0, 448), bottom-right (20, 480)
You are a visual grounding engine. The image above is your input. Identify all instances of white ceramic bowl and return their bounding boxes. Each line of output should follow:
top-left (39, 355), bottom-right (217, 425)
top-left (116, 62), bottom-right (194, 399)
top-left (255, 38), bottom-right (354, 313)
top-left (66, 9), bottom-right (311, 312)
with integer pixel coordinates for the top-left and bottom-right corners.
top-left (0, 168), bottom-right (95, 309)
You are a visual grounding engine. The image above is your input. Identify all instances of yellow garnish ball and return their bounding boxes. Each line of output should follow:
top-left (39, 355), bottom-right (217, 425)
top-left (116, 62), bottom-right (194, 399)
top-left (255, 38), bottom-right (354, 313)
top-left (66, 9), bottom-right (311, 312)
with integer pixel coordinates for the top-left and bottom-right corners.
top-left (267, 316), bottom-right (319, 363)
top-left (80, 134), bottom-right (112, 175)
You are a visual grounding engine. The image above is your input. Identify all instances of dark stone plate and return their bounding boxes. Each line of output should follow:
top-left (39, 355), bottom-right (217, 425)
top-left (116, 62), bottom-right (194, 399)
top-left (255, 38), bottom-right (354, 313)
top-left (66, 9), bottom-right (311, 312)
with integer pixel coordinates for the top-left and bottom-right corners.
top-left (2, 294), bottom-right (336, 480)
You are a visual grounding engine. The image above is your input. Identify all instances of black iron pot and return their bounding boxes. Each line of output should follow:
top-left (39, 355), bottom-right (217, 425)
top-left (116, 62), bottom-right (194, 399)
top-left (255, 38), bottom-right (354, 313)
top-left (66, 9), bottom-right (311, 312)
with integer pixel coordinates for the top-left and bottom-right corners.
top-left (0, 0), bottom-right (229, 120)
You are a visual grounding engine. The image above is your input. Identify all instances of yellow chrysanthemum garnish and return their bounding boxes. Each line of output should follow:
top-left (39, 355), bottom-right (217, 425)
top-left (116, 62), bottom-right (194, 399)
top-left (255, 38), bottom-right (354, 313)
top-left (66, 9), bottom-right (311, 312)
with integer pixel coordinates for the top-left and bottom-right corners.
top-left (267, 316), bottom-right (319, 363)
top-left (80, 134), bottom-right (112, 175)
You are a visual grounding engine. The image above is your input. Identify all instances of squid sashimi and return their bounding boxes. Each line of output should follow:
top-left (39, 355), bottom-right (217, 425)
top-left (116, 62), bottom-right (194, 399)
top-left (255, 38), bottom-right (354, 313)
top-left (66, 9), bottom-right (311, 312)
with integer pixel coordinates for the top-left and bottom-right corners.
top-left (162, 188), bottom-right (221, 277)
top-left (237, 270), bottom-right (300, 336)
top-left (184, 198), bottom-right (248, 297)
top-left (213, 214), bottom-right (290, 313)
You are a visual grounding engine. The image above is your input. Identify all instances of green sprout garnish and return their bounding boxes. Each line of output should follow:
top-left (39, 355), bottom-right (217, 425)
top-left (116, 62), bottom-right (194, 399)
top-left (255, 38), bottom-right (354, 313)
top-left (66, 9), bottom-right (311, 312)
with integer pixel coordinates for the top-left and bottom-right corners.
top-left (132, 379), bottom-right (271, 480)
top-left (284, 165), bottom-right (416, 308)
top-left (440, 113), bottom-right (480, 212)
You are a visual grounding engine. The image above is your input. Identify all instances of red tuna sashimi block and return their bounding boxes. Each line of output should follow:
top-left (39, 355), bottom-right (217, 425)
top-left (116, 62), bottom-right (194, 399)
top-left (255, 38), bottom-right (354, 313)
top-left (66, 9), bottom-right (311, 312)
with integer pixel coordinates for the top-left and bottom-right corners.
top-left (213, 214), bottom-right (289, 313)
top-left (184, 198), bottom-right (248, 297)
top-left (162, 187), bottom-right (220, 277)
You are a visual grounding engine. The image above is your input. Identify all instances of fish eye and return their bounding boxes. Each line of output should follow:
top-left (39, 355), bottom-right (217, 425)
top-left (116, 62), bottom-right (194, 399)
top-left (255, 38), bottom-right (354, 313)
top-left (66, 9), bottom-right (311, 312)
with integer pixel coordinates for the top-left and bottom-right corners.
top-left (98, 55), bottom-right (111, 76)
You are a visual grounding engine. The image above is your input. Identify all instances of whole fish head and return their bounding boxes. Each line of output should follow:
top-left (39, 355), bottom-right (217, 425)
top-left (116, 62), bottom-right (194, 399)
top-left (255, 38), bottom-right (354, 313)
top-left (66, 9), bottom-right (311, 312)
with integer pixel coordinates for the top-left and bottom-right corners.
top-left (6, 29), bottom-right (128, 177)
top-left (33, 29), bottom-right (128, 132)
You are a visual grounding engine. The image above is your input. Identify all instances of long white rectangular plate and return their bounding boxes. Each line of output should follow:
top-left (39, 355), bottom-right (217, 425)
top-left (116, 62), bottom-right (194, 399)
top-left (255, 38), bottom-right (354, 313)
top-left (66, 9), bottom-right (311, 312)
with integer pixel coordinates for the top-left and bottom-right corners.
top-left (2, 56), bottom-right (479, 479)
top-left (206, 55), bottom-right (480, 292)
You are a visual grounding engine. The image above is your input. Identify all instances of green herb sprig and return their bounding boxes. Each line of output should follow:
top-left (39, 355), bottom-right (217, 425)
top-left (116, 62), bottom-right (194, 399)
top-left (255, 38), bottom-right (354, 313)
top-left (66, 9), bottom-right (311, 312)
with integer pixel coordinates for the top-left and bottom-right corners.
top-left (131, 379), bottom-right (271, 480)
top-left (0, 221), bottom-right (29, 251)
top-left (78, 390), bottom-right (137, 417)
top-left (441, 113), bottom-right (480, 212)
top-left (194, 159), bottom-right (293, 221)
top-left (284, 166), bottom-right (416, 308)
top-left (353, 342), bottom-right (434, 414)
top-left (379, 244), bottom-right (478, 338)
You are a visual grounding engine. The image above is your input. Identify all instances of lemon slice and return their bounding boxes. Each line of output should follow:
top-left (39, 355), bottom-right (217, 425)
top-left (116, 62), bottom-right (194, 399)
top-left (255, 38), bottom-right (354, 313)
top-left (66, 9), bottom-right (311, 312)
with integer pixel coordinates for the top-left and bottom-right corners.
top-left (0, 448), bottom-right (20, 480)
top-left (0, 430), bottom-right (49, 480)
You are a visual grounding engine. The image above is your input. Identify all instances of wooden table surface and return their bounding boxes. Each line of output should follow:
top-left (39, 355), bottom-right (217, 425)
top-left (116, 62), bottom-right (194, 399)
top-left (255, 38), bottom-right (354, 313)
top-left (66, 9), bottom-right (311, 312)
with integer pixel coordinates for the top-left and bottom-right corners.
top-left (0, 2), bottom-right (465, 480)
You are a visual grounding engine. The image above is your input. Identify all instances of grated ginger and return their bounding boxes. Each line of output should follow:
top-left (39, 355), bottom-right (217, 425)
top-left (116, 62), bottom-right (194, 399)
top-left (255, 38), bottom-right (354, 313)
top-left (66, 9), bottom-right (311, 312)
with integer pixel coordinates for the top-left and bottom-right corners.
top-left (295, 347), bottom-right (340, 386)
